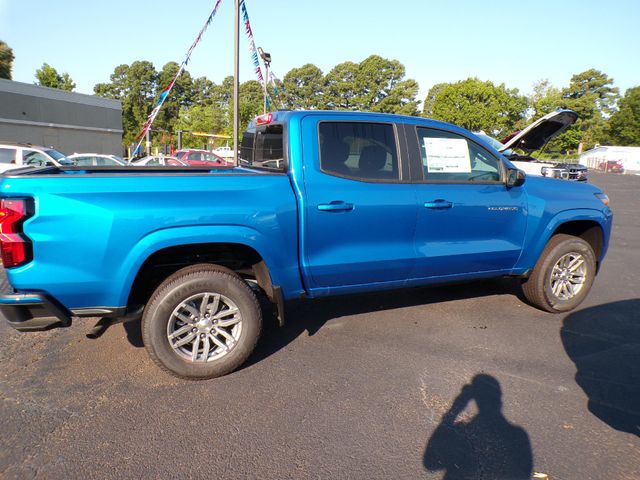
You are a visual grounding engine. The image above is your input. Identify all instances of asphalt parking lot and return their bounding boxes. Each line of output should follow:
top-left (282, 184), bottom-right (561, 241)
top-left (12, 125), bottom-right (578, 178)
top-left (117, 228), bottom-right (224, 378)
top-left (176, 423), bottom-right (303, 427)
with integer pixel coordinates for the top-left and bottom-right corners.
top-left (0, 171), bottom-right (638, 479)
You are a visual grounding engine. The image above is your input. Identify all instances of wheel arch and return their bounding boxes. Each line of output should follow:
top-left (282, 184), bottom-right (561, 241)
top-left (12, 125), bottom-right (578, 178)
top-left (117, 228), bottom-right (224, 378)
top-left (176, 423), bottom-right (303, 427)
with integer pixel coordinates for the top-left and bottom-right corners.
top-left (116, 226), bottom-right (283, 310)
top-left (514, 209), bottom-right (611, 275)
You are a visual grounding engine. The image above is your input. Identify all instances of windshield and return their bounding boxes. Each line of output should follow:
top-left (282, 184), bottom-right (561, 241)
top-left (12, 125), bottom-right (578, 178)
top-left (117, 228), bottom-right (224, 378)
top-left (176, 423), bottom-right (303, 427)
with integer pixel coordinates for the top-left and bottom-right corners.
top-left (44, 149), bottom-right (66, 160)
top-left (474, 133), bottom-right (513, 156)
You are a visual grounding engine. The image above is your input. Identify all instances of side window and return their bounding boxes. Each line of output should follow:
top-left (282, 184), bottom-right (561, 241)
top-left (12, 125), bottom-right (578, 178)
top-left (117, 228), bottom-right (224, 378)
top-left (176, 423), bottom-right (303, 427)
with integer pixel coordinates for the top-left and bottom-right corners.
top-left (0, 148), bottom-right (15, 164)
top-left (188, 152), bottom-right (201, 160)
top-left (24, 151), bottom-right (54, 166)
top-left (147, 158), bottom-right (161, 166)
top-left (319, 122), bottom-right (399, 181)
top-left (417, 127), bottom-right (502, 182)
top-left (74, 157), bottom-right (92, 166)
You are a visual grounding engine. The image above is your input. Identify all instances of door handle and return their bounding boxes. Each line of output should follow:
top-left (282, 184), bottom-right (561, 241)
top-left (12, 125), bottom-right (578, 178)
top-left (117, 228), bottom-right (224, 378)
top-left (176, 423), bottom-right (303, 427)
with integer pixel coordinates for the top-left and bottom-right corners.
top-left (317, 201), bottom-right (354, 212)
top-left (424, 200), bottom-right (453, 209)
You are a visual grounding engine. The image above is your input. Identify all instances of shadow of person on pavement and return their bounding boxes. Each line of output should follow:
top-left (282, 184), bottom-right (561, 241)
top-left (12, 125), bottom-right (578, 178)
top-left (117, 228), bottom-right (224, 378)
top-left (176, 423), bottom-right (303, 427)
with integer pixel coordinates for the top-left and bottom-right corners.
top-left (423, 374), bottom-right (533, 479)
top-left (561, 299), bottom-right (640, 437)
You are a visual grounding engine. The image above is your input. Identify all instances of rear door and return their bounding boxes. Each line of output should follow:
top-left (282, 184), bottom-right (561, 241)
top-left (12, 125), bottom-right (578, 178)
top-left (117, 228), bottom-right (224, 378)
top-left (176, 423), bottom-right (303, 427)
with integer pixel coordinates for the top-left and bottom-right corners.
top-left (409, 126), bottom-right (527, 278)
top-left (300, 115), bottom-right (417, 292)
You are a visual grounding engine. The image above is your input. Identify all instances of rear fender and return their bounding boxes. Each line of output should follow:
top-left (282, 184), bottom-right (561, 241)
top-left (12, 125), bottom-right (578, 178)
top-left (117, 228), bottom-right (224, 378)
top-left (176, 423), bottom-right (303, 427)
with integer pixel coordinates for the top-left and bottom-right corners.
top-left (116, 225), bottom-right (289, 306)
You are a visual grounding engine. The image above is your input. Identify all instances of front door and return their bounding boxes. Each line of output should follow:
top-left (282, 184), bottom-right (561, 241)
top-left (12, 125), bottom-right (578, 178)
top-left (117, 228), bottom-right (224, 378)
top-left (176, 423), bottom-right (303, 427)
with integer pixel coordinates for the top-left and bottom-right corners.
top-left (410, 126), bottom-right (527, 278)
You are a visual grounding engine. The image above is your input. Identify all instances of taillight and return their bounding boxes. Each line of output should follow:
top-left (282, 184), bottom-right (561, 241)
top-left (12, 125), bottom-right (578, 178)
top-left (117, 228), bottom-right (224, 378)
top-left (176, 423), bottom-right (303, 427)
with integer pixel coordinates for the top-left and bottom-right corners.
top-left (0, 198), bottom-right (33, 268)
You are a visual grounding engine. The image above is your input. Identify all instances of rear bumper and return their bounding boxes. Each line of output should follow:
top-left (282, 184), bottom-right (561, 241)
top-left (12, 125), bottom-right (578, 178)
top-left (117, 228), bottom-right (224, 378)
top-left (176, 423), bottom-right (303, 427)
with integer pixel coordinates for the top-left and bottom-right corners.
top-left (0, 294), bottom-right (72, 332)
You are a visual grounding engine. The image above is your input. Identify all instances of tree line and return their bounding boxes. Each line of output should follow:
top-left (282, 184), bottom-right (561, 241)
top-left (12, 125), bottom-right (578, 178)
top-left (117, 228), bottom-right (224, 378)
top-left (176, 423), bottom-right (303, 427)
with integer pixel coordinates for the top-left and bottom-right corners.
top-left (1, 38), bottom-right (638, 152)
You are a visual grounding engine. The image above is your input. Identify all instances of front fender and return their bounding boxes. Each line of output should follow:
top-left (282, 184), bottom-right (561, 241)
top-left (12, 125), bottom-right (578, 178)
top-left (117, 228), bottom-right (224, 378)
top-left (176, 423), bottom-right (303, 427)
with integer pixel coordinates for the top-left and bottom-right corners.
top-left (513, 208), bottom-right (613, 273)
top-left (116, 225), bottom-right (302, 306)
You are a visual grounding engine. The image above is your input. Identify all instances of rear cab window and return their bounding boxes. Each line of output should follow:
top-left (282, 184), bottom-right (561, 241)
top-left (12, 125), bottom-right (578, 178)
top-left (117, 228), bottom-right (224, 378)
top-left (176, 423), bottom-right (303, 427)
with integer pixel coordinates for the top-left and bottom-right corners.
top-left (0, 148), bottom-right (16, 164)
top-left (417, 127), bottom-right (503, 183)
top-left (240, 123), bottom-right (285, 171)
top-left (319, 122), bottom-right (400, 181)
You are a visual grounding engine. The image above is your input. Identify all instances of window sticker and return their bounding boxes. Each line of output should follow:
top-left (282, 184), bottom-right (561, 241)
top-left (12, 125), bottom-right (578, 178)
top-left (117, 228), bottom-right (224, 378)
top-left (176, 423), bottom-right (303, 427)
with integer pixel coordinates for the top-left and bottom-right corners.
top-left (424, 137), bottom-right (471, 173)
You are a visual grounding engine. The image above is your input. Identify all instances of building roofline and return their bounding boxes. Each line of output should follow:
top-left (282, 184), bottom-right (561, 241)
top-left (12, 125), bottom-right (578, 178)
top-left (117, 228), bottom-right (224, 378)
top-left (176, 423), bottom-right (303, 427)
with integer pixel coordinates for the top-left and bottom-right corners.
top-left (0, 79), bottom-right (121, 110)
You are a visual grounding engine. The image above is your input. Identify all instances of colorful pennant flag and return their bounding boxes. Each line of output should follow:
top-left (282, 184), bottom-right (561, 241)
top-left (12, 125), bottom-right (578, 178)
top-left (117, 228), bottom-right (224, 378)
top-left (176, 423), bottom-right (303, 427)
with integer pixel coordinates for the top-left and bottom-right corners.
top-left (130, 0), bottom-right (224, 159)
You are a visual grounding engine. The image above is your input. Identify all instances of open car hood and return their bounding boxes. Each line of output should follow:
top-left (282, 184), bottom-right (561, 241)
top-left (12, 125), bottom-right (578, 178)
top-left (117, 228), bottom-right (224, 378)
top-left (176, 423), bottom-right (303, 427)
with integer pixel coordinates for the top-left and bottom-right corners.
top-left (499, 109), bottom-right (578, 153)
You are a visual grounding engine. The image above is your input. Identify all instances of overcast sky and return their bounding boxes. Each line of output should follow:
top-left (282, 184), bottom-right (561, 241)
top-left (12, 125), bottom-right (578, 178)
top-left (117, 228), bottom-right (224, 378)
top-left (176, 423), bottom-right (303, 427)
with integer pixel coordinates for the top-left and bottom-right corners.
top-left (2, 0), bottom-right (639, 104)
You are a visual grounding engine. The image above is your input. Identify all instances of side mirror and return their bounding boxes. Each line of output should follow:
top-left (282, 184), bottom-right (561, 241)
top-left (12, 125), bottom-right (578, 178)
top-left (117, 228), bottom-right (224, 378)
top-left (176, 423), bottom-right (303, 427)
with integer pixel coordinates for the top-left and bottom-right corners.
top-left (506, 168), bottom-right (526, 187)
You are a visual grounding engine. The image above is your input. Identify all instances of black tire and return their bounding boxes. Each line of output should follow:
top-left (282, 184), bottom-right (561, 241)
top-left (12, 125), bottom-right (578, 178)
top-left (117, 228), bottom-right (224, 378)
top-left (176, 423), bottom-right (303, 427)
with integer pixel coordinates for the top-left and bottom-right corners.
top-left (142, 264), bottom-right (262, 380)
top-left (521, 234), bottom-right (597, 313)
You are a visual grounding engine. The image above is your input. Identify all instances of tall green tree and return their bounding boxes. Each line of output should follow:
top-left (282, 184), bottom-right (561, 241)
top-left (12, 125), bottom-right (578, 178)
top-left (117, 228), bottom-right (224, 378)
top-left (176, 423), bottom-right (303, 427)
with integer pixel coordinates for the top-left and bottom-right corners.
top-left (154, 62), bottom-right (194, 135)
top-left (608, 86), bottom-right (640, 146)
top-left (283, 64), bottom-right (325, 110)
top-left (35, 63), bottom-right (76, 91)
top-left (558, 69), bottom-right (620, 150)
top-left (324, 61), bottom-right (360, 110)
top-left (423, 83), bottom-right (447, 118)
top-left (192, 76), bottom-right (216, 106)
top-left (321, 56), bottom-right (419, 114)
top-left (0, 40), bottom-right (14, 80)
top-left (530, 79), bottom-right (562, 118)
top-left (354, 55), bottom-right (419, 115)
top-left (430, 78), bottom-right (528, 138)
top-left (94, 61), bottom-right (158, 145)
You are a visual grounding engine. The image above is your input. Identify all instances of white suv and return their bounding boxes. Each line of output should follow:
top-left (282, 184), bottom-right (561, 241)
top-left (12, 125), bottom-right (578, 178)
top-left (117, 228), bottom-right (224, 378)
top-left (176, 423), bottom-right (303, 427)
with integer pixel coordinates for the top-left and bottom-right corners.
top-left (0, 143), bottom-right (74, 173)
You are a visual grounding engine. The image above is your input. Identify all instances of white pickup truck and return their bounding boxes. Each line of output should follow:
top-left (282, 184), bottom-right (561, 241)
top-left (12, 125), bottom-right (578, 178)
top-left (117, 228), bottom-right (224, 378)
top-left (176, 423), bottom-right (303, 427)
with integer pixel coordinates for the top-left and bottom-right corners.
top-left (476, 110), bottom-right (588, 181)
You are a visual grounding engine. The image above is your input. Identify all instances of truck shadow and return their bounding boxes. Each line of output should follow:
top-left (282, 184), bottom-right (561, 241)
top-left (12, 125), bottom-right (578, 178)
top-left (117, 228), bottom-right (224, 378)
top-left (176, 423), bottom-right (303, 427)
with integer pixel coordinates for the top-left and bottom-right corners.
top-left (560, 299), bottom-right (640, 436)
top-left (244, 277), bottom-right (524, 369)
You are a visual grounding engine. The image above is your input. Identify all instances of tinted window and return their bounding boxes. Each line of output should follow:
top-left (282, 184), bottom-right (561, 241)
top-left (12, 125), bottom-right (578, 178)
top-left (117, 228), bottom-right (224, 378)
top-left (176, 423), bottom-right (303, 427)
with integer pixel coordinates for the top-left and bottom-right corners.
top-left (319, 122), bottom-right (399, 181)
top-left (74, 156), bottom-right (94, 166)
top-left (188, 152), bottom-right (201, 160)
top-left (417, 128), bottom-right (502, 182)
top-left (240, 124), bottom-right (285, 171)
top-left (0, 148), bottom-right (15, 164)
top-left (203, 153), bottom-right (222, 164)
top-left (44, 149), bottom-right (65, 160)
top-left (24, 151), bottom-right (54, 166)
top-left (240, 132), bottom-right (255, 164)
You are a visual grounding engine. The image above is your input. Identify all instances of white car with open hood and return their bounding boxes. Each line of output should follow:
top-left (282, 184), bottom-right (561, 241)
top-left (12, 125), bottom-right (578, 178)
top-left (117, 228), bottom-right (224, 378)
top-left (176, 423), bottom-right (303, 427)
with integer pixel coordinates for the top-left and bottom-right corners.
top-left (476, 109), bottom-right (588, 181)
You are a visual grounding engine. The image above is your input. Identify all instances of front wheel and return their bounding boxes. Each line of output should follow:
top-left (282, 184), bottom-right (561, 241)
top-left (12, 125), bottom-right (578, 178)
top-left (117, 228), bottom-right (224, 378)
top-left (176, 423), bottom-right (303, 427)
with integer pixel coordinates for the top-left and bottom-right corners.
top-left (521, 234), bottom-right (597, 313)
top-left (142, 264), bottom-right (262, 380)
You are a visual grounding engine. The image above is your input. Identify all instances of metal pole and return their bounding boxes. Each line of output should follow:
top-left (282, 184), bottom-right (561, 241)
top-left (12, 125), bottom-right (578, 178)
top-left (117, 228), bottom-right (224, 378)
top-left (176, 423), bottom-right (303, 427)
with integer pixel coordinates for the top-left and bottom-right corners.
top-left (145, 129), bottom-right (151, 156)
top-left (233, 0), bottom-right (240, 166)
top-left (265, 62), bottom-right (270, 113)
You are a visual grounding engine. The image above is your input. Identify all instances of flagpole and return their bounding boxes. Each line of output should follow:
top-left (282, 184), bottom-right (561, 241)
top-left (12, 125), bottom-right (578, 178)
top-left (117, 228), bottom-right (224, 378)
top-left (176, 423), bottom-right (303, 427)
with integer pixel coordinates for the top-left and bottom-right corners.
top-left (233, 0), bottom-right (240, 166)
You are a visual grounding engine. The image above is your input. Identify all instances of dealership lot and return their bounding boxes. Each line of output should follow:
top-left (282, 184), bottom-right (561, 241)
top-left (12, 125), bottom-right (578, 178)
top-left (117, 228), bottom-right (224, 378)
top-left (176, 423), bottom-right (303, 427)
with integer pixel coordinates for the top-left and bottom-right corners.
top-left (0, 171), bottom-right (638, 479)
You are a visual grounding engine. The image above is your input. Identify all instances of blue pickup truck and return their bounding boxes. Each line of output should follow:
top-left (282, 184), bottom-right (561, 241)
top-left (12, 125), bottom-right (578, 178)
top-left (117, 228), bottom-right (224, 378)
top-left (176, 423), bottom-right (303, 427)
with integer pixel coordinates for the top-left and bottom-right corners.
top-left (0, 111), bottom-right (612, 379)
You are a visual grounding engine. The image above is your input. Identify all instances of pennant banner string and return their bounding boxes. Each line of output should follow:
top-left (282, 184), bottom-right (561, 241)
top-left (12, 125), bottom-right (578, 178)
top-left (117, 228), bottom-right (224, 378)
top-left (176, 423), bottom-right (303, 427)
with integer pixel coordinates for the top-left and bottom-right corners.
top-left (130, 0), bottom-right (224, 160)
top-left (240, 0), bottom-right (280, 110)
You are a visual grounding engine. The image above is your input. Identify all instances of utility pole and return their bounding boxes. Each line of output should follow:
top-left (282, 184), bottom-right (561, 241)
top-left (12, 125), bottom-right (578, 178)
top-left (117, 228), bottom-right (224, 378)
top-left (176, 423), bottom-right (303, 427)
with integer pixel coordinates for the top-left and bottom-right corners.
top-left (233, 0), bottom-right (240, 166)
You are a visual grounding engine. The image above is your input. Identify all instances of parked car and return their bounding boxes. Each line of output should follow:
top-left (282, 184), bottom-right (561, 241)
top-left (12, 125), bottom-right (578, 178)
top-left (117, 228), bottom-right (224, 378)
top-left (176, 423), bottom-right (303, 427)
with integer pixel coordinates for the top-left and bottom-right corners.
top-left (0, 110), bottom-right (612, 380)
top-left (0, 142), bottom-right (74, 172)
top-left (598, 160), bottom-right (624, 173)
top-left (132, 156), bottom-right (188, 167)
top-left (475, 110), bottom-right (588, 181)
top-left (173, 149), bottom-right (229, 166)
top-left (66, 153), bottom-right (126, 166)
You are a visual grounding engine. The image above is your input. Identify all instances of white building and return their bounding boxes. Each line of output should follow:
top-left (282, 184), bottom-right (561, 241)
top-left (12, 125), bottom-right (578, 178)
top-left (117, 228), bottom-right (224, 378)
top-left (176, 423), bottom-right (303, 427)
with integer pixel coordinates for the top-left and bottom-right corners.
top-left (579, 146), bottom-right (640, 173)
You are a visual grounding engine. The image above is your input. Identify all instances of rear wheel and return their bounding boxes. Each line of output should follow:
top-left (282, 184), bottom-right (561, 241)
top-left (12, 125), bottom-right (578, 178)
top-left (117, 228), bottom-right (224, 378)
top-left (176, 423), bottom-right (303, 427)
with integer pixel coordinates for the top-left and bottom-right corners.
top-left (521, 234), bottom-right (596, 313)
top-left (142, 264), bottom-right (262, 380)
